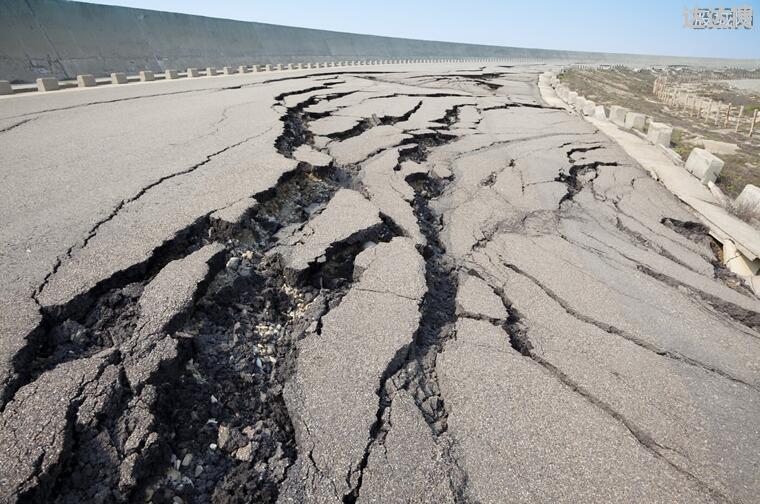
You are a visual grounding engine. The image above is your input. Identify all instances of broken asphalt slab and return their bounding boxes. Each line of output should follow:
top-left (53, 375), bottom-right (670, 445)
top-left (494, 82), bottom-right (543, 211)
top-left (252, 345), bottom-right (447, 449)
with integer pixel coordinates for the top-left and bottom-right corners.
top-left (1, 62), bottom-right (759, 503)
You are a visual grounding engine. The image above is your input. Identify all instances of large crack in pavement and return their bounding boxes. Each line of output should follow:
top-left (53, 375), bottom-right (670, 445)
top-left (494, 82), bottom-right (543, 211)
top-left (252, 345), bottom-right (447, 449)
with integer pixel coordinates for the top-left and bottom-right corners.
top-left (4, 65), bottom-right (760, 504)
top-left (0, 80), bottom-right (390, 503)
top-left (31, 135), bottom-right (265, 313)
top-left (499, 292), bottom-right (731, 503)
top-left (343, 124), bottom-right (472, 503)
top-left (502, 261), bottom-right (758, 390)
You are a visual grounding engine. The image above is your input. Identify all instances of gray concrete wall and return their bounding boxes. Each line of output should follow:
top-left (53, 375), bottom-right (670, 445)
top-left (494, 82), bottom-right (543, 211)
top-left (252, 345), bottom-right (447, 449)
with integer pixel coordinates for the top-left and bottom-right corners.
top-left (2, 0), bottom-right (759, 83)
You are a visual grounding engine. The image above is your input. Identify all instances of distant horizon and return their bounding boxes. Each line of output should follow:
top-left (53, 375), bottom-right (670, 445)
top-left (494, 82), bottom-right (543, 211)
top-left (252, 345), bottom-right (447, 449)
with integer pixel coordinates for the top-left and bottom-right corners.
top-left (79, 0), bottom-right (760, 60)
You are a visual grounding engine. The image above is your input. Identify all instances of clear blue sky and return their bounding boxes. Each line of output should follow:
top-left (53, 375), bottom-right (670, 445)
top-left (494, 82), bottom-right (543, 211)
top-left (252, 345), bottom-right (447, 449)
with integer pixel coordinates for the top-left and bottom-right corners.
top-left (83, 0), bottom-right (760, 59)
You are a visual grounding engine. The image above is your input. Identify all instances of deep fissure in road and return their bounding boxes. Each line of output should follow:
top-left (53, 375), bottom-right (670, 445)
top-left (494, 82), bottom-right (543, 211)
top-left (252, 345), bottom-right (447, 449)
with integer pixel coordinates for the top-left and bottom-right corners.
top-left (343, 120), bottom-right (473, 503)
top-left (134, 87), bottom-right (408, 504)
top-left (8, 84), bottom-right (405, 504)
top-left (3, 217), bottom-right (214, 412)
top-left (4, 63), bottom-right (760, 504)
top-left (139, 175), bottom-right (400, 504)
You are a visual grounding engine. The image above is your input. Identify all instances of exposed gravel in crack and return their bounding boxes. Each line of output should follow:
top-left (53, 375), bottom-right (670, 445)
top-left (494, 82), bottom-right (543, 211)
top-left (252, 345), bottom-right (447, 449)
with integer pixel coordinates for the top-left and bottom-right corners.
top-left (34, 136), bottom-right (260, 305)
top-left (343, 118), bottom-right (473, 502)
top-left (9, 67), bottom-right (757, 504)
top-left (2, 82), bottom-right (397, 504)
top-left (139, 179), bottom-right (399, 504)
top-left (13, 220), bottom-right (220, 503)
top-left (131, 86), bottom-right (410, 504)
top-left (3, 217), bottom-right (213, 411)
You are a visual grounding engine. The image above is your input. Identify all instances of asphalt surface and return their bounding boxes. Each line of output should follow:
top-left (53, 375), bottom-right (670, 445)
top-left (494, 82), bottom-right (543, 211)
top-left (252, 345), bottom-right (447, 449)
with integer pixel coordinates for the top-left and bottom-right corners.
top-left (1, 62), bottom-right (759, 503)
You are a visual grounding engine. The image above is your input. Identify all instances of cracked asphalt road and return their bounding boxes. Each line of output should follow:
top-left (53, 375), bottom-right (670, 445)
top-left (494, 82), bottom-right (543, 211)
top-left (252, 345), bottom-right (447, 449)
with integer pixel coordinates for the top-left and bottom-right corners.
top-left (1, 63), bottom-right (759, 503)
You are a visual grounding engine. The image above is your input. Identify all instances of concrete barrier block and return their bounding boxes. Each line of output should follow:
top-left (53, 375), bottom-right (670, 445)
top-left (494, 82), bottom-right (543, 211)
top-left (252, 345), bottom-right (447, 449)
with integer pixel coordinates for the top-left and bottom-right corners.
top-left (140, 70), bottom-right (155, 81)
top-left (111, 73), bottom-right (127, 84)
top-left (77, 74), bottom-right (96, 88)
top-left (263, 64), bottom-right (271, 71)
top-left (0, 80), bottom-right (12, 95)
top-left (206, 67), bottom-right (218, 76)
top-left (187, 68), bottom-right (200, 78)
top-left (593, 105), bottom-right (607, 120)
top-left (250, 65), bottom-right (259, 72)
top-left (624, 112), bottom-right (646, 131)
top-left (723, 239), bottom-right (760, 277)
top-left (238, 65), bottom-right (248, 74)
top-left (223, 66), bottom-right (234, 75)
top-left (685, 148), bottom-right (724, 185)
top-left (735, 184), bottom-right (760, 213)
top-left (165, 69), bottom-right (179, 79)
top-left (582, 99), bottom-right (596, 116)
top-left (646, 122), bottom-right (672, 146)
top-left (275, 64), bottom-right (282, 71)
top-left (36, 77), bottom-right (60, 92)
top-left (609, 105), bottom-right (629, 126)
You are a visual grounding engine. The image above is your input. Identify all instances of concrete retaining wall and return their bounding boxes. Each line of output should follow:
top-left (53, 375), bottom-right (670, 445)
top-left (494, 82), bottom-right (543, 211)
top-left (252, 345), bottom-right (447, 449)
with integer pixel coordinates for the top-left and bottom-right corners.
top-left (2, 0), bottom-right (760, 83)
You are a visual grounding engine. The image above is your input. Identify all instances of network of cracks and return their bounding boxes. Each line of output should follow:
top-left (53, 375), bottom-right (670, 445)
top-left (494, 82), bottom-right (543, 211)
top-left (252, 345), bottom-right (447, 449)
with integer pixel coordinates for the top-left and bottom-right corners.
top-left (3, 67), bottom-right (759, 504)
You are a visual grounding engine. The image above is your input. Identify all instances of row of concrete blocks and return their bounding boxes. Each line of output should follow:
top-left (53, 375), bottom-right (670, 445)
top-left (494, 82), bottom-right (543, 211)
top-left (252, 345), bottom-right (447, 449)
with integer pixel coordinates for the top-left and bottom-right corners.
top-left (551, 76), bottom-right (725, 187)
top-left (553, 80), bottom-right (608, 120)
top-left (608, 105), bottom-right (725, 186)
top-left (547, 74), bottom-right (758, 286)
top-left (0, 58), bottom-right (473, 95)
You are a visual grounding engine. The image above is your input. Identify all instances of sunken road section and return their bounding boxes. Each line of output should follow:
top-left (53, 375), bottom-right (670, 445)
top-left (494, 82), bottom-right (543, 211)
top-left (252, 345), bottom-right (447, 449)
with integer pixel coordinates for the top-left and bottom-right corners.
top-left (2, 63), bottom-right (760, 504)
